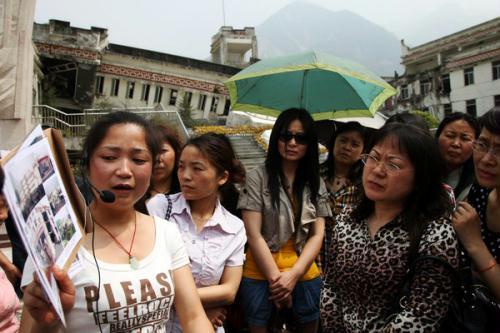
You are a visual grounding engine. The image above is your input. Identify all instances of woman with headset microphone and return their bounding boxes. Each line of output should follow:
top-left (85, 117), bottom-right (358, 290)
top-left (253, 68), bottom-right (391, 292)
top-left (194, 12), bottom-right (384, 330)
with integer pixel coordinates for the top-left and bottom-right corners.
top-left (22, 111), bottom-right (213, 333)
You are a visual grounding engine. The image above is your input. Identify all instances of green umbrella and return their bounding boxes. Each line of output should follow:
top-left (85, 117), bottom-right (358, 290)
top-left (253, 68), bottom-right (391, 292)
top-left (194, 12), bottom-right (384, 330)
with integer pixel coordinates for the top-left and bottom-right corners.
top-left (225, 51), bottom-right (397, 120)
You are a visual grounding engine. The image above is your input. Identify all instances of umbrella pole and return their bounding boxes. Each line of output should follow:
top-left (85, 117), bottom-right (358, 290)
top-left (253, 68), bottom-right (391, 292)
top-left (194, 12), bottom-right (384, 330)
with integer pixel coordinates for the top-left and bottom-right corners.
top-left (299, 70), bottom-right (309, 109)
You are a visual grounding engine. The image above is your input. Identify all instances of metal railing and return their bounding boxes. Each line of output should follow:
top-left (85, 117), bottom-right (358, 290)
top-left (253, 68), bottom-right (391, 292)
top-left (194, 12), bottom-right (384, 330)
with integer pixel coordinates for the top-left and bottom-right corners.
top-left (32, 105), bottom-right (87, 137)
top-left (32, 104), bottom-right (190, 145)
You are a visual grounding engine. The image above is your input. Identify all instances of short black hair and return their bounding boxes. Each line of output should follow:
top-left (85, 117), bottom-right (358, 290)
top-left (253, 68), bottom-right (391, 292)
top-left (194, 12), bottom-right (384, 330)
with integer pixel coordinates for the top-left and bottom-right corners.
top-left (435, 112), bottom-right (480, 198)
top-left (322, 121), bottom-right (366, 183)
top-left (386, 111), bottom-right (430, 134)
top-left (478, 107), bottom-right (500, 135)
top-left (435, 112), bottom-right (480, 139)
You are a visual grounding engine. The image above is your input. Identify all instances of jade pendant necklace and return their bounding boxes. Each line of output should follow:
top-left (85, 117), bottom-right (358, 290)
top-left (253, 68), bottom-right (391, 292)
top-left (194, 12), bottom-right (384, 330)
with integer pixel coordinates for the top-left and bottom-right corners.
top-left (93, 213), bottom-right (139, 270)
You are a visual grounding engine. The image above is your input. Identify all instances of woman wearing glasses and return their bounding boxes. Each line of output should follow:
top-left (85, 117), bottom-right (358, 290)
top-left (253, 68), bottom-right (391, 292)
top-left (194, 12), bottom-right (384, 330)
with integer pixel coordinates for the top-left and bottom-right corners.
top-left (237, 108), bottom-right (331, 333)
top-left (320, 123), bottom-right (458, 332)
top-left (452, 108), bottom-right (500, 321)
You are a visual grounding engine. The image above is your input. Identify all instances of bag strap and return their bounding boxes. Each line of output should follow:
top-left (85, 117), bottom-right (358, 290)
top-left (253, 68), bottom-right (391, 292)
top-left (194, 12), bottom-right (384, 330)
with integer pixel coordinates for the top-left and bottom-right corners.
top-left (165, 195), bottom-right (173, 221)
top-left (386, 254), bottom-right (460, 324)
top-left (406, 255), bottom-right (459, 285)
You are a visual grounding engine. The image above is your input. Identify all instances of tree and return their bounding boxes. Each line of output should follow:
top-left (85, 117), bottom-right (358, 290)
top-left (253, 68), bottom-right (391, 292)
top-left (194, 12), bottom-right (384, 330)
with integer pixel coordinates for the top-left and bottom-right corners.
top-left (177, 93), bottom-right (195, 128)
top-left (411, 110), bottom-right (439, 129)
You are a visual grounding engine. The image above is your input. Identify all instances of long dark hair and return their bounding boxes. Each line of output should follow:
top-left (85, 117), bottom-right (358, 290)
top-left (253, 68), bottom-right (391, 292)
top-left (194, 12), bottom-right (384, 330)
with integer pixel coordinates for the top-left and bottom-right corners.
top-left (321, 121), bottom-right (365, 184)
top-left (82, 111), bottom-right (159, 171)
top-left (0, 166), bottom-right (4, 191)
top-left (151, 124), bottom-right (182, 194)
top-left (135, 124), bottom-right (182, 214)
top-left (435, 112), bottom-right (480, 198)
top-left (81, 111), bottom-right (159, 203)
top-left (266, 108), bottom-right (320, 210)
top-left (354, 123), bottom-right (450, 255)
top-left (183, 133), bottom-right (246, 216)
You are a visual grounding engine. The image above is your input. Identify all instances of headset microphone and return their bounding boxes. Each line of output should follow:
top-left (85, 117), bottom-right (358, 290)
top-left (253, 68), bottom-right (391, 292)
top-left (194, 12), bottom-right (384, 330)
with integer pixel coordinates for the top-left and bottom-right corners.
top-left (87, 181), bottom-right (116, 203)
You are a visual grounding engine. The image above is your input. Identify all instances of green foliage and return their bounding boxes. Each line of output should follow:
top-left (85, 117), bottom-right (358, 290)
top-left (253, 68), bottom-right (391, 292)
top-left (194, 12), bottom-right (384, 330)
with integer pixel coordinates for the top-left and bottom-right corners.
top-left (42, 86), bottom-right (58, 107)
top-left (94, 97), bottom-right (115, 111)
top-left (410, 110), bottom-right (439, 129)
top-left (177, 93), bottom-right (197, 128)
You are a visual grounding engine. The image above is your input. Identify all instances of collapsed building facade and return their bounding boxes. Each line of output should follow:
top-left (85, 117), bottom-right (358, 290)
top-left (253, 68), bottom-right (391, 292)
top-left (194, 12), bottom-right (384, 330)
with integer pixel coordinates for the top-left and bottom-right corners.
top-left (391, 17), bottom-right (500, 120)
top-left (32, 20), bottom-right (259, 120)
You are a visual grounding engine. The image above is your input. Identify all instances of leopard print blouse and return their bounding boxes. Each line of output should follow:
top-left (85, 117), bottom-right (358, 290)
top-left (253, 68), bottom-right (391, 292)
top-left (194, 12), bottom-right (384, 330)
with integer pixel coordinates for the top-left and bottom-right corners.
top-left (320, 208), bottom-right (459, 332)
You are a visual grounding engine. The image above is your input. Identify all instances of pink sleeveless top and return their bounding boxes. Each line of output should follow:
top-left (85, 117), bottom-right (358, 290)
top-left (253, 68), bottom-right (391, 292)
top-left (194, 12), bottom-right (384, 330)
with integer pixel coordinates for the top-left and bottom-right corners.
top-left (0, 270), bottom-right (20, 333)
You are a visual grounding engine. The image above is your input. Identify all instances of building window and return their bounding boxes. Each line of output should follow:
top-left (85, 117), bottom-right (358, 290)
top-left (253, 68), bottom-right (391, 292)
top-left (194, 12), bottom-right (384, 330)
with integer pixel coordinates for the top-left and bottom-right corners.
top-left (495, 95), bottom-right (500, 107)
top-left (154, 86), bottom-right (163, 103)
top-left (464, 67), bottom-right (474, 86)
top-left (185, 91), bottom-right (193, 105)
top-left (141, 84), bottom-right (150, 102)
top-left (210, 96), bottom-right (219, 112)
top-left (95, 76), bottom-right (104, 95)
top-left (223, 99), bottom-right (231, 115)
top-left (466, 99), bottom-right (476, 117)
top-left (110, 78), bottom-right (120, 97)
top-left (443, 103), bottom-right (452, 116)
top-left (198, 94), bottom-right (207, 110)
top-left (419, 79), bottom-right (431, 95)
top-left (169, 89), bottom-right (178, 106)
top-left (441, 74), bottom-right (451, 94)
top-left (126, 81), bottom-right (135, 99)
top-left (493, 61), bottom-right (500, 80)
top-left (400, 85), bottom-right (409, 100)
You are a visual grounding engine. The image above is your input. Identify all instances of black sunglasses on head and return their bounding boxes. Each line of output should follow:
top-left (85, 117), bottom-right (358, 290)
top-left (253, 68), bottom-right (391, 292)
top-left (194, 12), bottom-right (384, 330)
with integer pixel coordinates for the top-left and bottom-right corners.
top-left (279, 131), bottom-right (309, 145)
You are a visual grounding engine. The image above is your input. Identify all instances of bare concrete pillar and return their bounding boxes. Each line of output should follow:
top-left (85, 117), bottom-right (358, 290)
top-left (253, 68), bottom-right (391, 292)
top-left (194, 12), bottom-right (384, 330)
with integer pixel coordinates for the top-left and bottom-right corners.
top-left (203, 95), bottom-right (213, 119)
top-left (0, 0), bottom-right (37, 150)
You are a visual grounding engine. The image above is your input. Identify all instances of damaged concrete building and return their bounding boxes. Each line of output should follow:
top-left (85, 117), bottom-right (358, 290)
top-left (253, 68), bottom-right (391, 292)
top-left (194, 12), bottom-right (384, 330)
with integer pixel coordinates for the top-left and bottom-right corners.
top-left (32, 20), bottom-right (252, 120)
top-left (391, 17), bottom-right (500, 120)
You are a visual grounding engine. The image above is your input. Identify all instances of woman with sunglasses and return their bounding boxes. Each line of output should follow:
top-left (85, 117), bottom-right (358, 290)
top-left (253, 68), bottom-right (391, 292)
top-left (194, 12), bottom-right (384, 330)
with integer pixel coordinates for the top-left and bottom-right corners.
top-left (320, 123), bottom-right (458, 332)
top-left (237, 108), bottom-right (331, 333)
top-left (452, 108), bottom-right (500, 328)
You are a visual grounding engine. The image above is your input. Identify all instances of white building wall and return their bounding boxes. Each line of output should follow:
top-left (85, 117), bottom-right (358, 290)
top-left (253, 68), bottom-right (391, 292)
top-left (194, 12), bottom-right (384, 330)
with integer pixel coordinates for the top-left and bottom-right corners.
top-left (95, 72), bottom-right (229, 120)
top-left (450, 61), bottom-right (500, 116)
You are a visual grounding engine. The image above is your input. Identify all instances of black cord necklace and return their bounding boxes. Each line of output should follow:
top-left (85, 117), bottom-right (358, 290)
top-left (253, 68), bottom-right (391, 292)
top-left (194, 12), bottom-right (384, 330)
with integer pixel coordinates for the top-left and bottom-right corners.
top-left (334, 175), bottom-right (346, 186)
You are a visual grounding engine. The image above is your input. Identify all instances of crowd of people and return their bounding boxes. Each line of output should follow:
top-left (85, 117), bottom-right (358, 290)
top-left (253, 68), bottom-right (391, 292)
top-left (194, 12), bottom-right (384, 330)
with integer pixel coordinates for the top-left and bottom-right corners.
top-left (0, 106), bottom-right (499, 333)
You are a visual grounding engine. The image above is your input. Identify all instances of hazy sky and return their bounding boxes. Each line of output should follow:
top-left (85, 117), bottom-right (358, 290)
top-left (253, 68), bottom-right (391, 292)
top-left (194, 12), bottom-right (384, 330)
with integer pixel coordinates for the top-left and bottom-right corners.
top-left (34, 0), bottom-right (499, 60)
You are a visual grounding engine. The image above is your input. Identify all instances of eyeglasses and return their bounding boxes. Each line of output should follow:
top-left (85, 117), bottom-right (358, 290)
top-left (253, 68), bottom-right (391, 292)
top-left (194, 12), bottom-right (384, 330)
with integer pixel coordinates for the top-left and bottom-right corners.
top-left (472, 140), bottom-right (500, 159)
top-left (279, 131), bottom-right (309, 145)
top-left (360, 153), bottom-right (403, 173)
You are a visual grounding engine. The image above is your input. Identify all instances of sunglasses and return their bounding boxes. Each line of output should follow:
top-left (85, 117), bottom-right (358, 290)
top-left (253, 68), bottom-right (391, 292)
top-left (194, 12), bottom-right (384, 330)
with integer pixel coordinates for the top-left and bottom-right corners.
top-left (279, 131), bottom-right (309, 145)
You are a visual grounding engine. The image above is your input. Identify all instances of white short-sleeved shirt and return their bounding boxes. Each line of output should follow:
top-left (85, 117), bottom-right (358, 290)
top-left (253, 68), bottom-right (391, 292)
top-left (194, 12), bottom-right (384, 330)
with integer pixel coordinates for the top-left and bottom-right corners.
top-left (147, 193), bottom-right (246, 333)
top-left (22, 217), bottom-right (189, 333)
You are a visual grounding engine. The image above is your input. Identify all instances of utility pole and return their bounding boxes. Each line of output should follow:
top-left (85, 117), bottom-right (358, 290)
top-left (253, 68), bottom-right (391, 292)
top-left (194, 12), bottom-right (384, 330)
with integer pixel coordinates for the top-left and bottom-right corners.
top-left (222, 0), bottom-right (226, 26)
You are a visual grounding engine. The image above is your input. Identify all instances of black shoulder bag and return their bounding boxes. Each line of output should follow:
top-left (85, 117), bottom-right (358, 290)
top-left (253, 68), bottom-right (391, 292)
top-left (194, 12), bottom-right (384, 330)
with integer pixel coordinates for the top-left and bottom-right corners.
top-left (441, 265), bottom-right (500, 333)
top-left (388, 252), bottom-right (500, 332)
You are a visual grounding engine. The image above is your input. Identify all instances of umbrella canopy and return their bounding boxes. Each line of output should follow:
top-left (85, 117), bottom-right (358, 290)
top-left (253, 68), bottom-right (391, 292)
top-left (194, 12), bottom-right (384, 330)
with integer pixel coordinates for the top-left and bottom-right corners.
top-left (225, 51), bottom-right (397, 120)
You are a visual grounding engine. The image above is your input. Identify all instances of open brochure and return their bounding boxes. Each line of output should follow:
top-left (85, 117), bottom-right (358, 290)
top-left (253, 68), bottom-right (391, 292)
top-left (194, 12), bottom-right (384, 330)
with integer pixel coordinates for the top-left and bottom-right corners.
top-left (1, 125), bottom-right (84, 326)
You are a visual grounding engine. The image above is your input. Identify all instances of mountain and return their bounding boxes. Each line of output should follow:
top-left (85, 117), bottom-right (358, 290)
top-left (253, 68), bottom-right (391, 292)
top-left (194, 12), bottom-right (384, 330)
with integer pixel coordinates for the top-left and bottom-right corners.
top-left (256, 2), bottom-right (402, 76)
